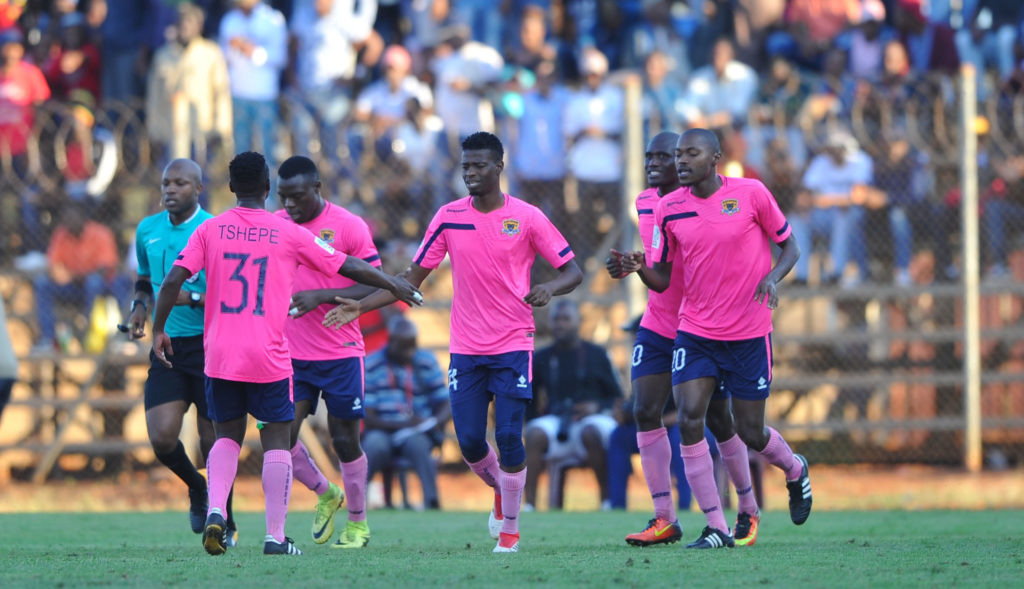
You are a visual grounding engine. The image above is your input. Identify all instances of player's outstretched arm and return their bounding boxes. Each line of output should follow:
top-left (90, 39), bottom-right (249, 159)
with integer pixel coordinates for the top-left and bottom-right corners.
top-left (523, 259), bottom-right (583, 307)
top-left (338, 256), bottom-right (424, 306)
top-left (324, 264), bottom-right (433, 329)
top-left (754, 235), bottom-right (800, 310)
top-left (151, 265), bottom-right (190, 368)
top-left (289, 284), bottom-right (379, 318)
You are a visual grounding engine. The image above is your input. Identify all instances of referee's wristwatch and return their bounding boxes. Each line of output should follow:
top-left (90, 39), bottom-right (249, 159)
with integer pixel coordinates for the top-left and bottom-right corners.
top-left (189, 292), bottom-right (201, 309)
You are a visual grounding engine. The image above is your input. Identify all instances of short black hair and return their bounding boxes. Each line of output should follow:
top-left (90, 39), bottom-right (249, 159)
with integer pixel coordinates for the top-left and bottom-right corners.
top-left (228, 151), bottom-right (269, 195)
top-left (278, 155), bottom-right (319, 181)
top-left (461, 132), bottom-right (504, 163)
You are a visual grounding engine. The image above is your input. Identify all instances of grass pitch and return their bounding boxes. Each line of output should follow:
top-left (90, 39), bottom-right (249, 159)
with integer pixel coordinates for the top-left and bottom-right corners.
top-left (2, 509), bottom-right (1020, 588)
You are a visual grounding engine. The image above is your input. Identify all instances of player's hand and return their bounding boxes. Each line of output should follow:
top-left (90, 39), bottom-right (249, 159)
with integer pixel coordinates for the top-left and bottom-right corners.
top-left (523, 283), bottom-right (555, 307)
top-left (754, 277), bottom-right (780, 310)
top-left (322, 297), bottom-right (361, 329)
top-left (387, 275), bottom-right (424, 307)
top-left (128, 307), bottom-right (147, 340)
top-left (620, 251), bottom-right (645, 274)
top-left (288, 290), bottom-right (322, 318)
top-left (152, 332), bottom-right (173, 368)
top-left (605, 249), bottom-right (627, 279)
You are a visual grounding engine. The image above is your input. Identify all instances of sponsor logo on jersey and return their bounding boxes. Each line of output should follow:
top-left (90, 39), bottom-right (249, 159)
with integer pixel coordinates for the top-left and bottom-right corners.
top-left (721, 199), bottom-right (740, 215)
top-left (314, 237), bottom-right (336, 254)
top-left (502, 219), bottom-right (520, 236)
top-left (652, 225), bottom-right (662, 250)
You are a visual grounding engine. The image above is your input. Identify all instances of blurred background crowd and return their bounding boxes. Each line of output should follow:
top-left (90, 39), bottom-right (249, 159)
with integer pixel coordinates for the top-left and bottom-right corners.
top-left (1, 0), bottom-right (1024, 491)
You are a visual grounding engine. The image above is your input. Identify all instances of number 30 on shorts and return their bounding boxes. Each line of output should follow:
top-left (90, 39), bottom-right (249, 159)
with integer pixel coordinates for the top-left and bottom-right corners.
top-left (672, 348), bottom-right (686, 372)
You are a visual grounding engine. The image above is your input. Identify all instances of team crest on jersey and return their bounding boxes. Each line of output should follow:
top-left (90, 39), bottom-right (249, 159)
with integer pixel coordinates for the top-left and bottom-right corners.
top-left (721, 199), bottom-right (740, 215)
top-left (502, 219), bottom-right (520, 236)
top-left (319, 229), bottom-right (335, 243)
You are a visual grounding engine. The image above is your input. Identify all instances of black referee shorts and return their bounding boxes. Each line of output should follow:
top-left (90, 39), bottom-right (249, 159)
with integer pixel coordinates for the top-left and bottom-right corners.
top-left (144, 334), bottom-right (209, 418)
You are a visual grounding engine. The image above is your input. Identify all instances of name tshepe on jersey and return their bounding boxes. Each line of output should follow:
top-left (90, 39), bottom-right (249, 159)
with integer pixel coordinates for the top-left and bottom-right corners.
top-left (216, 224), bottom-right (281, 244)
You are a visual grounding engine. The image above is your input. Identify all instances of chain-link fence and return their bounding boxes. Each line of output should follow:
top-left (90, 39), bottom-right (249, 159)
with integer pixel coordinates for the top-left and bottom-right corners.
top-left (2, 67), bottom-right (1023, 483)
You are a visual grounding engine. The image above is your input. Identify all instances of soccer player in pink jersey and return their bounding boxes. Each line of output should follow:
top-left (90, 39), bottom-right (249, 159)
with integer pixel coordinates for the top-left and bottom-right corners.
top-left (150, 151), bottom-right (422, 557)
top-left (324, 132), bottom-right (583, 553)
top-left (619, 128), bottom-right (811, 549)
top-left (274, 155), bottom-right (380, 549)
top-left (608, 132), bottom-right (763, 547)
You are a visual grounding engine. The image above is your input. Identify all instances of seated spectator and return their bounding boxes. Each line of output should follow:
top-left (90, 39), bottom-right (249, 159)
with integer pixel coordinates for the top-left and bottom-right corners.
top-left (146, 2), bottom-right (233, 167)
top-left (352, 44), bottom-right (433, 164)
top-left (387, 96), bottom-right (449, 233)
top-left (873, 132), bottom-right (934, 286)
top-left (747, 55), bottom-right (811, 171)
top-left (641, 49), bottom-right (684, 140)
top-left (362, 316), bottom-right (451, 510)
top-left (768, 0), bottom-right (861, 70)
top-left (32, 201), bottom-right (128, 354)
top-left (524, 300), bottom-right (622, 510)
top-left (983, 154), bottom-right (1024, 279)
top-left (0, 26), bottom-right (51, 254)
top-left (678, 37), bottom-right (758, 131)
top-left (953, 0), bottom-right (1020, 82)
top-left (788, 129), bottom-right (883, 287)
top-left (894, 0), bottom-right (959, 76)
top-left (841, 0), bottom-right (895, 80)
top-left (43, 12), bottom-right (101, 104)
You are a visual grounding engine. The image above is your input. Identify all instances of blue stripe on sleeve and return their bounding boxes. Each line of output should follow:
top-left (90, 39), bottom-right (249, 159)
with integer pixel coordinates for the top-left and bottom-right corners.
top-left (414, 223), bottom-right (476, 265)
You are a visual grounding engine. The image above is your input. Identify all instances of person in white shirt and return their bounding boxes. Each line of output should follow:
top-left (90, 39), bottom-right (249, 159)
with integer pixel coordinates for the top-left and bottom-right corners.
top-left (562, 47), bottom-right (623, 263)
top-left (678, 38), bottom-right (758, 130)
top-left (218, 0), bottom-right (287, 168)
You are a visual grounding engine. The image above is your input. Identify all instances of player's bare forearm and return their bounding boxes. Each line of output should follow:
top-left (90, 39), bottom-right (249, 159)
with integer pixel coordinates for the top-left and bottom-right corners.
top-left (338, 257), bottom-right (423, 306)
top-left (766, 235), bottom-right (800, 285)
top-left (638, 261), bottom-right (672, 293)
top-left (291, 285), bottom-right (378, 316)
top-left (525, 259), bottom-right (582, 306)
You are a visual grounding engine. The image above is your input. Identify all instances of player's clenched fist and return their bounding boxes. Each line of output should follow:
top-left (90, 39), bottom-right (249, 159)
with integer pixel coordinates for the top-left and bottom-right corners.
top-left (387, 275), bottom-right (424, 307)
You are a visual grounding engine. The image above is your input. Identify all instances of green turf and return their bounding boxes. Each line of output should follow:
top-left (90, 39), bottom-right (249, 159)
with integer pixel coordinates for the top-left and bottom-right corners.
top-left (2, 509), bottom-right (1021, 588)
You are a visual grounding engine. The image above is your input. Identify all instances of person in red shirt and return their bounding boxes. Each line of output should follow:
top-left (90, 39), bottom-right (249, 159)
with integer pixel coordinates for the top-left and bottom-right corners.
top-left (0, 26), bottom-right (51, 253)
top-left (32, 201), bottom-right (129, 353)
top-left (43, 12), bottom-right (101, 104)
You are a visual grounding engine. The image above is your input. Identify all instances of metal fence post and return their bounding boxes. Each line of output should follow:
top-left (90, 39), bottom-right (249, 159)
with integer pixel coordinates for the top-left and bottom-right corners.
top-left (621, 73), bottom-right (646, 320)
top-left (960, 64), bottom-right (982, 473)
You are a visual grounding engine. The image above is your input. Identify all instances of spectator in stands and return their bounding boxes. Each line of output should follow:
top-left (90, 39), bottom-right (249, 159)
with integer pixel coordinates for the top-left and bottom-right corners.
top-left (894, 0), bottom-right (959, 76)
top-left (287, 0), bottom-right (378, 169)
top-left (799, 48), bottom-right (857, 132)
top-left (641, 49), bottom-right (684, 141)
top-left (678, 37), bottom-right (758, 131)
top-left (768, 0), bottom-right (861, 70)
top-left (352, 44), bottom-right (433, 164)
top-left (146, 3), bottom-right (233, 166)
top-left (362, 316), bottom-right (450, 510)
top-left (97, 0), bottom-right (146, 107)
top-left (623, 0), bottom-right (691, 78)
top-left (389, 96), bottom-right (449, 230)
top-left (730, 0), bottom-right (785, 70)
top-left (748, 55), bottom-right (811, 171)
top-left (0, 26), bottom-right (51, 253)
top-left (505, 3), bottom-right (555, 74)
top-left (432, 24), bottom-right (504, 140)
top-left (513, 59), bottom-right (569, 230)
top-left (789, 129), bottom-right (880, 287)
top-left (0, 296), bottom-right (15, 424)
top-left (524, 299), bottom-right (622, 511)
top-left (44, 11), bottom-right (101, 104)
top-left (983, 154), bottom-right (1024, 279)
top-left (450, 0), bottom-right (503, 51)
top-left (843, 0), bottom-right (894, 80)
top-left (219, 0), bottom-right (287, 168)
top-left (954, 0), bottom-right (1021, 81)
top-left (563, 47), bottom-right (623, 262)
top-left (32, 201), bottom-right (128, 354)
top-left (874, 132), bottom-right (934, 286)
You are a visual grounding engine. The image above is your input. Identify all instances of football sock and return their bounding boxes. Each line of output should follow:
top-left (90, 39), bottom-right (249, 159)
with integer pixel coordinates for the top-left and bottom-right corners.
top-left (340, 453), bottom-right (368, 522)
top-left (637, 428), bottom-right (676, 522)
top-left (290, 441), bottom-right (329, 495)
top-left (759, 427), bottom-right (803, 481)
top-left (680, 439), bottom-right (729, 533)
top-left (718, 434), bottom-right (759, 516)
top-left (206, 438), bottom-right (240, 516)
top-left (499, 468), bottom-right (527, 535)
top-left (465, 444), bottom-right (501, 490)
top-left (155, 440), bottom-right (206, 492)
top-left (262, 449), bottom-right (292, 544)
